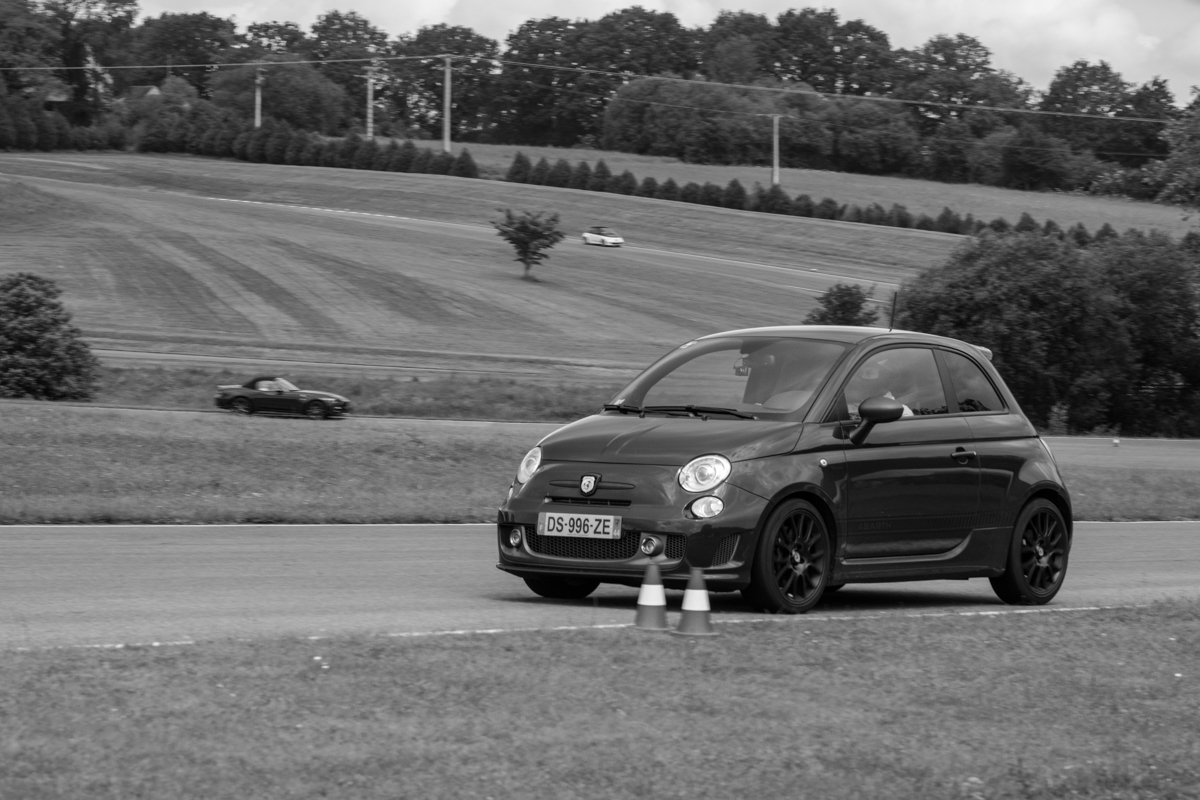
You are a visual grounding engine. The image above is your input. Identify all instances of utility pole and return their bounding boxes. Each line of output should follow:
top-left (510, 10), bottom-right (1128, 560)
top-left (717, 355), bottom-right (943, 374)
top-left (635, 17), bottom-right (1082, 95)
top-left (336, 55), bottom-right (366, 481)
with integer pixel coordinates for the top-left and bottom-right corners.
top-left (363, 66), bottom-right (380, 139)
top-left (442, 55), bottom-right (453, 154)
top-left (770, 114), bottom-right (781, 187)
top-left (254, 68), bottom-right (264, 129)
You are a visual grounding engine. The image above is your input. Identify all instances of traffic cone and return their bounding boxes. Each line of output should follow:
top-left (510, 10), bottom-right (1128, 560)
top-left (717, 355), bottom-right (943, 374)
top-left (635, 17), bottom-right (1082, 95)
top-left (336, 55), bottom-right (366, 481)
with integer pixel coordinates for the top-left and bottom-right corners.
top-left (671, 568), bottom-right (718, 636)
top-left (634, 562), bottom-right (670, 631)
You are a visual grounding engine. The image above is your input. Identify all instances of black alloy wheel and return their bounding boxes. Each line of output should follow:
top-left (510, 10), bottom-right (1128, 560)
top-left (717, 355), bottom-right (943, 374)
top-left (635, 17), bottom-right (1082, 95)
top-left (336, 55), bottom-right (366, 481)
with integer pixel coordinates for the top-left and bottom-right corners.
top-left (230, 397), bottom-right (253, 415)
top-left (523, 577), bottom-right (601, 600)
top-left (303, 400), bottom-right (328, 420)
top-left (743, 498), bottom-right (832, 614)
top-left (991, 499), bottom-right (1070, 605)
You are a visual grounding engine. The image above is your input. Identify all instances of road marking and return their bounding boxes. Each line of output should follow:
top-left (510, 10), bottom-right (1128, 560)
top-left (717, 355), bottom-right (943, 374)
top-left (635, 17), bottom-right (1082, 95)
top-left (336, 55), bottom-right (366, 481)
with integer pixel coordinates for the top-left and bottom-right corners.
top-left (8, 603), bottom-right (1152, 653)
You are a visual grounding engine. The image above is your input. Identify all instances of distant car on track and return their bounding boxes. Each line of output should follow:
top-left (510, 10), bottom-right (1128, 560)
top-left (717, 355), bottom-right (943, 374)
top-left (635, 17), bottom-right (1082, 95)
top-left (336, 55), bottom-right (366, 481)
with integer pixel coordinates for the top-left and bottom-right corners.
top-left (497, 325), bottom-right (1072, 613)
top-left (581, 226), bottom-right (624, 247)
top-left (214, 376), bottom-right (351, 419)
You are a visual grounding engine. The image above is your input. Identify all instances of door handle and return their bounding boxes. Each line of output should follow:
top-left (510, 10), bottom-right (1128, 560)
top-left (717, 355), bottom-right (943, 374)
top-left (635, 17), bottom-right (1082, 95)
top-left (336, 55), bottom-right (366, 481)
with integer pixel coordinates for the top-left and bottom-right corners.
top-left (952, 448), bottom-right (977, 461)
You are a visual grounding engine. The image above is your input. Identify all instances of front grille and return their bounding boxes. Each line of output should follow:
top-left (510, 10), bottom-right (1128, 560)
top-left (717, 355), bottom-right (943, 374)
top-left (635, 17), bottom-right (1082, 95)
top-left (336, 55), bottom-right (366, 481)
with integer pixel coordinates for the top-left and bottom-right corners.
top-left (524, 526), bottom-right (687, 562)
top-left (546, 496), bottom-right (632, 508)
top-left (525, 526), bottom-right (639, 560)
top-left (710, 535), bottom-right (740, 566)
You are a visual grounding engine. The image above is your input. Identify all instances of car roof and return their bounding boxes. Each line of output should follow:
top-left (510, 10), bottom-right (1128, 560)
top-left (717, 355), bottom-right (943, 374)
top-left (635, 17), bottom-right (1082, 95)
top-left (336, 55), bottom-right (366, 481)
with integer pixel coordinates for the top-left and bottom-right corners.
top-left (245, 375), bottom-right (281, 387)
top-left (697, 325), bottom-right (990, 357)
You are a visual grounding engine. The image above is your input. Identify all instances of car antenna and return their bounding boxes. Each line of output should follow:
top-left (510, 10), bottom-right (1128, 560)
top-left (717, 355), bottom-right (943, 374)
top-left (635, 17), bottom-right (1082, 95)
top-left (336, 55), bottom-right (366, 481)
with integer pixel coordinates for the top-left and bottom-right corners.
top-left (888, 290), bottom-right (899, 331)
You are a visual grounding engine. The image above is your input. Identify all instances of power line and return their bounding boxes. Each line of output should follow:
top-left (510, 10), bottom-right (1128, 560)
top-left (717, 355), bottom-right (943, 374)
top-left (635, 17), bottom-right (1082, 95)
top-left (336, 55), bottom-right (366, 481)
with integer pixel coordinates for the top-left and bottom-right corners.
top-left (0, 50), bottom-right (1178, 126)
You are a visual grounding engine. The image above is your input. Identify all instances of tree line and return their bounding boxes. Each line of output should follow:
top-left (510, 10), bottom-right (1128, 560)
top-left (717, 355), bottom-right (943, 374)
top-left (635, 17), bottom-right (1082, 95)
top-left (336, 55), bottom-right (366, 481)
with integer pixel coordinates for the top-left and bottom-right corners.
top-left (3, 2), bottom-right (1198, 197)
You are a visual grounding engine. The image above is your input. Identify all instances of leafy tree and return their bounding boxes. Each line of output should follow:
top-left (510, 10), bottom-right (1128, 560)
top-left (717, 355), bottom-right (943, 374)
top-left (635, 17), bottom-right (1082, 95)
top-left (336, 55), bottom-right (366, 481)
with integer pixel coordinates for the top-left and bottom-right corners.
top-left (505, 151), bottom-right (531, 182)
top-left (0, 0), bottom-right (62, 99)
top-left (40, 0), bottom-right (137, 124)
top-left (372, 138), bottom-right (397, 170)
top-left (394, 24), bottom-right (498, 139)
top-left (306, 10), bottom-right (390, 128)
top-left (679, 181), bottom-right (702, 203)
top-left (1066, 222), bottom-right (1092, 246)
top-left (914, 214), bottom-right (936, 230)
top-left (758, 183), bottom-right (792, 214)
top-left (450, 148), bottom-right (479, 178)
top-left (389, 139), bottom-right (418, 171)
top-left (699, 182), bottom-right (724, 206)
top-left (429, 150), bottom-right (455, 174)
top-left (771, 9), bottom-right (893, 95)
top-left (886, 204), bottom-right (912, 227)
top-left (266, 127), bottom-right (292, 164)
top-left (792, 194), bottom-right (815, 217)
top-left (0, 273), bottom-right (100, 400)
top-left (803, 283), bottom-right (880, 326)
top-left (1000, 124), bottom-right (1073, 190)
top-left (491, 209), bottom-right (566, 280)
top-left (407, 146), bottom-right (432, 173)
top-left (814, 197), bottom-right (839, 219)
top-left (211, 62), bottom-right (349, 135)
top-left (897, 233), bottom-right (1135, 430)
top-left (702, 10), bottom-right (774, 83)
top-left (934, 207), bottom-right (963, 233)
top-left (126, 12), bottom-right (238, 96)
top-left (352, 138), bottom-right (377, 169)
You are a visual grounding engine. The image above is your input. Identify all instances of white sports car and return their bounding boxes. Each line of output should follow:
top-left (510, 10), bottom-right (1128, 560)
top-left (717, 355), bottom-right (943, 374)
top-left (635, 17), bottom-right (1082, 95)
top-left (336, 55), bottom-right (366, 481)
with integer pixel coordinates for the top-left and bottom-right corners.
top-left (581, 226), bottom-right (624, 247)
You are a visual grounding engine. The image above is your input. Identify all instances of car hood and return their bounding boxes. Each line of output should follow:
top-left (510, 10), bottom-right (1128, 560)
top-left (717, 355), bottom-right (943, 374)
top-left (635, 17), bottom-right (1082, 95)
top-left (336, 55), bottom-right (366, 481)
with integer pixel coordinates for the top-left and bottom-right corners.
top-left (537, 414), bottom-right (803, 465)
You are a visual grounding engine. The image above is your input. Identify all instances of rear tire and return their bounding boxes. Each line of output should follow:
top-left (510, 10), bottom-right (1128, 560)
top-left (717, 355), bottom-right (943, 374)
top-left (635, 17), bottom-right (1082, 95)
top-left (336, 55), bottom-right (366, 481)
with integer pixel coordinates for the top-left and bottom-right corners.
top-left (742, 498), bottom-right (832, 614)
top-left (230, 397), bottom-right (253, 415)
top-left (523, 577), bottom-right (600, 600)
top-left (990, 499), bottom-right (1070, 605)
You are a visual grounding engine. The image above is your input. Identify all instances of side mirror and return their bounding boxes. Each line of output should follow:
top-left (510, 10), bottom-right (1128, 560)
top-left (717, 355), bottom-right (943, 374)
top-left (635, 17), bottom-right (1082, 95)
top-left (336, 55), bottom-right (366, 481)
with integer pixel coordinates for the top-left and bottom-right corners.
top-left (849, 395), bottom-right (905, 445)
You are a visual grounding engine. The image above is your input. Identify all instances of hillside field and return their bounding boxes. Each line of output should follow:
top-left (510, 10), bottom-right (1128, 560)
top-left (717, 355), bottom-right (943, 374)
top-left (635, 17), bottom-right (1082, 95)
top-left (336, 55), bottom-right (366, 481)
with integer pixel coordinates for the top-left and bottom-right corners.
top-left (0, 153), bottom-right (959, 371)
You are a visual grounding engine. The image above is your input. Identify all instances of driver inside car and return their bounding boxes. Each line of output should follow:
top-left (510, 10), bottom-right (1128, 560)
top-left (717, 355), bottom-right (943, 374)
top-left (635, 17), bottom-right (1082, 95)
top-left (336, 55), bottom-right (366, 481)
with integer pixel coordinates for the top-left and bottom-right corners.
top-left (845, 358), bottom-right (914, 419)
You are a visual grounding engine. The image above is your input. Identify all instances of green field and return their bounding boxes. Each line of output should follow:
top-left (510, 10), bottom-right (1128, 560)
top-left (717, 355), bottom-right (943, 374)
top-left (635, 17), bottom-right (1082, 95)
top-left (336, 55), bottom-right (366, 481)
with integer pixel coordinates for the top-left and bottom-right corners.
top-left (3, 601), bottom-right (1196, 799)
top-left (2, 403), bottom-right (1196, 524)
top-left (458, 141), bottom-right (1199, 236)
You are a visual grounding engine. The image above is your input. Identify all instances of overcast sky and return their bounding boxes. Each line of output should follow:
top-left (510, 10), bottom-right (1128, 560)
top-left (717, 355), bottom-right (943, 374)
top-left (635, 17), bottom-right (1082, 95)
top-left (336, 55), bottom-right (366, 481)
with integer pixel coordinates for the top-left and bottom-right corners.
top-left (139, 0), bottom-right (1200, 101)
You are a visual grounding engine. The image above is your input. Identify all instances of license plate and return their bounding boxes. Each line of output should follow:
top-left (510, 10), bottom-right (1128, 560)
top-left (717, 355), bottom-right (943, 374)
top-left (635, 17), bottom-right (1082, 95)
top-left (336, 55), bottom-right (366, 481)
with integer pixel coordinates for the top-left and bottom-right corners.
top-left (537, 512), bottom-right (622, 539)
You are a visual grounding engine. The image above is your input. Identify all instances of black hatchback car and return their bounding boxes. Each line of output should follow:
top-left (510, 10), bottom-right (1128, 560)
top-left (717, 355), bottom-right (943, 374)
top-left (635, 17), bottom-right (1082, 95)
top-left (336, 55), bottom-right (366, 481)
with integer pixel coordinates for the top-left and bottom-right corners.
top-left (497, 326), bottom-right (1072, 613)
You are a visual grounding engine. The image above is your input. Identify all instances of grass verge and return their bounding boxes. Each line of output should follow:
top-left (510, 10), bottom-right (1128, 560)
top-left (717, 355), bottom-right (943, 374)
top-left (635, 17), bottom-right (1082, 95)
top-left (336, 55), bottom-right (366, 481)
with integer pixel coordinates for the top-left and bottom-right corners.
top-left (2, 601), bottom-right (1197, 799)
top-left (3, 404), bottom-right (1198, 524)
top-left (93, 366), bottom-right (622, 422)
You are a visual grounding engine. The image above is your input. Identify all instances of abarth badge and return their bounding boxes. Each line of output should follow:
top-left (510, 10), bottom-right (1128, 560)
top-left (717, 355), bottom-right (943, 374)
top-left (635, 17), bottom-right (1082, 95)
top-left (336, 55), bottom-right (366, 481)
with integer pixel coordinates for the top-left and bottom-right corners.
top-left (580, 474), bottom-right (599, 496)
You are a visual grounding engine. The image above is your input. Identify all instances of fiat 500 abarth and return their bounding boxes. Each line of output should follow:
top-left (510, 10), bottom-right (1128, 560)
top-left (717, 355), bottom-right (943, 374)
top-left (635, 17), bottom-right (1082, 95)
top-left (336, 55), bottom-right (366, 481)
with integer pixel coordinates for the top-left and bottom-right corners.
top-left (497, 326), bottom-right (1072, 614)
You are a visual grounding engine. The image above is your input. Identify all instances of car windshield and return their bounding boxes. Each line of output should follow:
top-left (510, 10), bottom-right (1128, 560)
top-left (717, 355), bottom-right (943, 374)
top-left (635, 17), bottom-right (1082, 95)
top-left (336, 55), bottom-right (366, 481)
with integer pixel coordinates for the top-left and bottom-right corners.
top-left (611, 337), bottom-right (848, 419)
top-left (274, 378), bottom-right (299, 391)
top-left (596, 227), bottom-right (617, 235)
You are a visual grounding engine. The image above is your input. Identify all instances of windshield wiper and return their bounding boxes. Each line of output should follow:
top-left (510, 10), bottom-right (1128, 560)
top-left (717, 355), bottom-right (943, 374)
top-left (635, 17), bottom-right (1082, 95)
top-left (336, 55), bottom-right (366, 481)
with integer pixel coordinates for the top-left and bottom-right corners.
top-left (603, 403), bottom-right (645, 415)
top-left (643, 405), bottom-right (758, 420)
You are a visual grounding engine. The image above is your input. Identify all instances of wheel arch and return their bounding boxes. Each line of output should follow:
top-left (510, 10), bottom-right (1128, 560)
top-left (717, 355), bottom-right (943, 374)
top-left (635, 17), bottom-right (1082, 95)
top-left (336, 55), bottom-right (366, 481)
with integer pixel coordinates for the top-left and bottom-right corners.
top-left (1023, 484), bottom-right (1074, 540)
top-left (750, 484), bottom-right (841, 558)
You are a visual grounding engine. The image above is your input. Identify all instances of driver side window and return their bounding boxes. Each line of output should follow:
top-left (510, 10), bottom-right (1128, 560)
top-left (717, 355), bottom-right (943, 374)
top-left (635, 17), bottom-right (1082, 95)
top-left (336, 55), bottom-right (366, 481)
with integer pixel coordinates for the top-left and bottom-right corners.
top-left (843, 348), bottom-right (949, 420)
top-left (256, 380), bottom-right (277, 391)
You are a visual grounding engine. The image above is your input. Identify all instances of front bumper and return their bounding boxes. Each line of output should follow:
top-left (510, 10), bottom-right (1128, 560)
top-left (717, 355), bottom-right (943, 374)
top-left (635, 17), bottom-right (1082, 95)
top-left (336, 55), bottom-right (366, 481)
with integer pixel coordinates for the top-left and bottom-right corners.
top-left (496, 462), bottom-right (768, 590)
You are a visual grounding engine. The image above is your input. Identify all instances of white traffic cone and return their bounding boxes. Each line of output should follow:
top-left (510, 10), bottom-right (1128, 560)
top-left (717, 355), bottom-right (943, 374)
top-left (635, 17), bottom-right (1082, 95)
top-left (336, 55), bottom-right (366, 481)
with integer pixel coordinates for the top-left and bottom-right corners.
top-left (671, 568), bottom-right (718, 636)
top-left (634, 562), bottom-right (670, 631)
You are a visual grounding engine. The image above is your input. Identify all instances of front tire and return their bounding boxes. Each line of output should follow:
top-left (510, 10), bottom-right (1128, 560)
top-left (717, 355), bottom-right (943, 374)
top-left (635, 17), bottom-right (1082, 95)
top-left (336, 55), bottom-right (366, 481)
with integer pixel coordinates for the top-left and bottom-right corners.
top-left (303, 400), bottom-right (329, 420)
top-left (990, 499), bottom-right (1070, 605)
top-left (742, 498), bottom-right (832, 614)
top-left (230, 397), bottom-right (253, 415)
top-left (523, 577), bottom-right (600, 600)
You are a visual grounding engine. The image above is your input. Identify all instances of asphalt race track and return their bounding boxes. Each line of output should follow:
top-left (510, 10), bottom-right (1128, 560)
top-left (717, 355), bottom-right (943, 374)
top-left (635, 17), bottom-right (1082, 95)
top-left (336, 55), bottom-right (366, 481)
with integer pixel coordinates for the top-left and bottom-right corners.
top-left (1, 521), bottom-right (1197, 650)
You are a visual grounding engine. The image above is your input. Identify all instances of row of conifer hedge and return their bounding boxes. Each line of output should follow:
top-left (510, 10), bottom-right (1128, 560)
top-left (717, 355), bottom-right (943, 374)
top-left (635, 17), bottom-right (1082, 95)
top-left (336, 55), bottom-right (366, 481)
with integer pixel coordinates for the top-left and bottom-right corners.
top-left (504, 152), bottom-right (1139, 245)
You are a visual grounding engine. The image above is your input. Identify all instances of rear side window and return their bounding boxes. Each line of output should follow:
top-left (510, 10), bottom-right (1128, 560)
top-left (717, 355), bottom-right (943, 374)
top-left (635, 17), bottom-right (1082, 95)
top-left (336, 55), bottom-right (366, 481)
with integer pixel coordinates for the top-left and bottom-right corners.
top-left (943, 351), bottom-right (1004, 413)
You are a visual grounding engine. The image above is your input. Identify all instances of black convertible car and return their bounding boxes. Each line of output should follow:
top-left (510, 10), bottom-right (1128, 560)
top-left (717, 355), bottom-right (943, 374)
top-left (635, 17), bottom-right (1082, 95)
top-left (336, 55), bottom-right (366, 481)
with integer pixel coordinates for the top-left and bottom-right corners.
top-left (214, 376), bottom-right (351, 419)
top-left (497, 326), bottom-right (1072, 614)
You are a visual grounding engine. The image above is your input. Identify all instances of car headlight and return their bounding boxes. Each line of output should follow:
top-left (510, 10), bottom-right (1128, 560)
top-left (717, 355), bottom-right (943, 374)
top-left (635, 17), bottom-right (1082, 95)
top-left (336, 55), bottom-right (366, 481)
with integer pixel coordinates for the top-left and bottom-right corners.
top-left (678, 455), bottom-right (731, 493)
top-left (516, 446), bottom-right (542, 484)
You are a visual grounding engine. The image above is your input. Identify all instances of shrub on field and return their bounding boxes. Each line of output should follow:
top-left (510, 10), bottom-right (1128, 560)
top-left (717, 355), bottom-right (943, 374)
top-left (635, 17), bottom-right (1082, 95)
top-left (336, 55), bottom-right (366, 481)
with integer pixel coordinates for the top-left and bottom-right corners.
top-left (0, 273), bottom-right (99, 401)
top-left (544, 158), bottom-right (572, 187)
top-left (914, 213), bottom-right (936, 231)
top-left (1043, 219), bottom-right (1064, 239)
top-left (1013, 212), bottom-right (1040, 233)
top-left (528, 156), bottom-right (551, 184)
top-left (722, 179), bottom-right (747, 210)
top-left (372, 140), bottom-right (397, 170)
top-left (656, 178), bottom-right (680, 202)
top-left (491, 209), bottom-right (567, 280)
top-left (679, 181), bottom-right (702, 204)
top-left (840, 204), bottom-right (863, 223)
top-left (935, 207), bottom-right (963, 233)
top-left (1066, 223), bottom-right (1092, 246)
top-left (568, 161), bottom-right (592, 189)
top-left (505, 151), bottom-right (532, 182)
top-left (635, 176), bottom-right (659, 197)
top-left (336, 135), bottom-right (361, 168)
top-left (389, 140), bottom-right (418, 172)
top-left (699, 182), bottom-right (723, 206)
top-left (758, 184), bottom-right (793, 215)
top-left (429, 151), bottom-right (455, 175)
top-left (352, 139), bottom-right (377, 170)
top-left (450, 149), bottom-right (480, 179)
top-left (608, 170), bottom-right (638, 195)
top-left (988, 217), bottom-right (1011, 233)
top-left (407, 147), bottom-right (432, 173)
top-left (792, 194), bottom-right (815, 217)
top-left (803, 283), bottom-right (879, 326)
top-left (588, 160), bottom-right (612, 191)
top-left (1094, 222), bottom-right (1119, 242)
top-left (886, 203), bottom-right (912, 228)
top-left (813, 197), bottom-right (839, 219)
